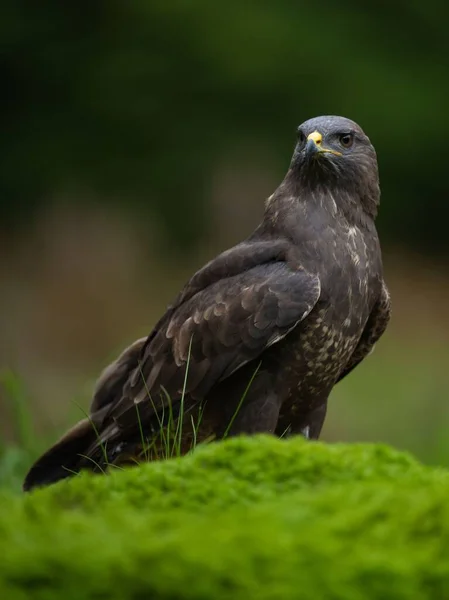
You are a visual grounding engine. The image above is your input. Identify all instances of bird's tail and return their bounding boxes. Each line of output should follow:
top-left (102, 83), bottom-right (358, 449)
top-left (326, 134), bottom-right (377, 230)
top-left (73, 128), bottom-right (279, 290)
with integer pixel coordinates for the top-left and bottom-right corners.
top-left (23, 337), bottom-right (148, 492)
top-left (22, 417), bottom-right (99, 492)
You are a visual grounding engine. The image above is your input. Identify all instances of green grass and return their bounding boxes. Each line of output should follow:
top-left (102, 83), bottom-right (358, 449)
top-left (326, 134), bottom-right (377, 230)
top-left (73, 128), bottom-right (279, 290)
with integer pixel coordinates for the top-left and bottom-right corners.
top-left (1, 435), bottom-right (449, 599)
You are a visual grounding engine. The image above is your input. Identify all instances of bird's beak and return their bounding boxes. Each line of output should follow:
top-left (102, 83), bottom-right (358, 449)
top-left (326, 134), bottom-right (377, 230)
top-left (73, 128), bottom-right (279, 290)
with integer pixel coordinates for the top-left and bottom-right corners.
top-left (305, 131), bottom-right (342, 159)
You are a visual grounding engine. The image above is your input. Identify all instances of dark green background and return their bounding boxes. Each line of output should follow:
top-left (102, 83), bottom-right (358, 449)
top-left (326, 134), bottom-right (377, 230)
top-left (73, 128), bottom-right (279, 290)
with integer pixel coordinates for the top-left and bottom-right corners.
top-left (2, 1), bottom-right (448, 252)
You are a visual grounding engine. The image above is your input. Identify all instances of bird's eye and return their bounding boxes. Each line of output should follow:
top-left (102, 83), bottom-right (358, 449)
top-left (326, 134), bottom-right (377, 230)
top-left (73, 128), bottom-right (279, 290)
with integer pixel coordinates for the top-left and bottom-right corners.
top-left (339, 133), bottom-right (354, 148)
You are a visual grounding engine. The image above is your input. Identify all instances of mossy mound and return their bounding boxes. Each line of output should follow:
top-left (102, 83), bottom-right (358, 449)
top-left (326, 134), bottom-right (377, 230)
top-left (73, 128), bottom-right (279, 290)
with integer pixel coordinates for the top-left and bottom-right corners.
top-left (1, 435), bottom-right (449, 599)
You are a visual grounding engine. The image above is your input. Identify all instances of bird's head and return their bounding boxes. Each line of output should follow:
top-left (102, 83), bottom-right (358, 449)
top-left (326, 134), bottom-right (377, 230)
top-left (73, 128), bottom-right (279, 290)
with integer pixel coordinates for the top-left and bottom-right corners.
top-left (288, 115), bottom-right (380, 219)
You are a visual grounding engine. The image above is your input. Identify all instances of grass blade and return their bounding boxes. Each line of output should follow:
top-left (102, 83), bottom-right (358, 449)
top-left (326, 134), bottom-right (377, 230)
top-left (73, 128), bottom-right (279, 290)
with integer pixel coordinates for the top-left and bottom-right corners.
top-left (223, 361), bottom-right (261, 439)
top-left (173, 334), bottom-right (193, 458)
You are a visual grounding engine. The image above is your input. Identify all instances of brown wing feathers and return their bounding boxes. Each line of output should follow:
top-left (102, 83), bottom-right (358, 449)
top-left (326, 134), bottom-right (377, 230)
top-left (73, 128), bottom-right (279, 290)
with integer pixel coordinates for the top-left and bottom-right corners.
top-left (122, 262), bottom-right (320, 410)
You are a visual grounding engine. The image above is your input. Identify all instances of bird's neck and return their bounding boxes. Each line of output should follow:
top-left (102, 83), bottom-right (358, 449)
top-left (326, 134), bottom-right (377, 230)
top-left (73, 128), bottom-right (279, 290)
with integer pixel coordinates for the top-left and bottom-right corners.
top-left (263, 171), bottom-right (377, 232)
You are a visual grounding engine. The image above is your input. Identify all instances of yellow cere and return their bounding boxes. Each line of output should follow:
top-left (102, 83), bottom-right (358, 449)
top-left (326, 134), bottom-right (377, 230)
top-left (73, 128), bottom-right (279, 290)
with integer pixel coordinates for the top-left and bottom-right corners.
top-left (307, 131), bottom-right (322, 145)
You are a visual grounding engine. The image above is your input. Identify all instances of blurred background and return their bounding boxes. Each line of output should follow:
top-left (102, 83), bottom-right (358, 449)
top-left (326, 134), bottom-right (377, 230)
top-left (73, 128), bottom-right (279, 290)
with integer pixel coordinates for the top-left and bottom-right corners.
top-left (1, 1), bottom-right (449, 485)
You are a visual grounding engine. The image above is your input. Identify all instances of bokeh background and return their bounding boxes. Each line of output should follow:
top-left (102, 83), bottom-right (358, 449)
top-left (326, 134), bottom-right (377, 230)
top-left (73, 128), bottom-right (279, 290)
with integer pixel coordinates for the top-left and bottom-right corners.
top-left (1, 1), bottom-right (449, 483)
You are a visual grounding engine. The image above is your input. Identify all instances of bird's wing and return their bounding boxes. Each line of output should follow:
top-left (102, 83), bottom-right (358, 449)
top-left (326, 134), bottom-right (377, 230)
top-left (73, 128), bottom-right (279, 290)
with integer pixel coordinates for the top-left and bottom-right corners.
top-left (94, 245), bottom-right (320, 446)
top-left (88, 240), bottom-right (288, 414)
top-left (89, 239), bottom-right (293, 417)
top-left (337, 281), bottom-right (391, 382)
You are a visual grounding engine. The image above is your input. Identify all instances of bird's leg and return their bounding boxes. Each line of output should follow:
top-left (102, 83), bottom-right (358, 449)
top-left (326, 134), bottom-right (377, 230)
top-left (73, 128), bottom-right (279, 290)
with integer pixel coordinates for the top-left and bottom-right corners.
top-left (302, 402), bottom-right (327, 439)
top-left (276, 401), bottom-right (328, 441)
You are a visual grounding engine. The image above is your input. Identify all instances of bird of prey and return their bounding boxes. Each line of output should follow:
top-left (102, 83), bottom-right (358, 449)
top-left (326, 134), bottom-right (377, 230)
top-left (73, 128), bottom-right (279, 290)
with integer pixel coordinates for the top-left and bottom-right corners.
top-left (23, 115), bottom-right (390, 491)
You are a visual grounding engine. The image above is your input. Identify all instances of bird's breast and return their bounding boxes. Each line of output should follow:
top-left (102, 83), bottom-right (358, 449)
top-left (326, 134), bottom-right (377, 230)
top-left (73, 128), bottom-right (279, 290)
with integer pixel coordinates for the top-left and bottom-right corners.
top-left (276, 305), bottom-right (364, 392)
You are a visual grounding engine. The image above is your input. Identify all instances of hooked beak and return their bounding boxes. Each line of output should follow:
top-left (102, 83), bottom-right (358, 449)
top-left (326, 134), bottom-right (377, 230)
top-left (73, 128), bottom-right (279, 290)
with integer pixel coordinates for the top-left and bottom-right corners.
top-left (305, 131), bottom-right (342, 159)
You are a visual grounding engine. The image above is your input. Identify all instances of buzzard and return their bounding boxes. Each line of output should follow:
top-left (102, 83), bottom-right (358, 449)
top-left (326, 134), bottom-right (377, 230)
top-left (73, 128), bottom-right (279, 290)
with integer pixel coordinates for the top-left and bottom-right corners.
top-left (24, 115), bottom-right (390, 491)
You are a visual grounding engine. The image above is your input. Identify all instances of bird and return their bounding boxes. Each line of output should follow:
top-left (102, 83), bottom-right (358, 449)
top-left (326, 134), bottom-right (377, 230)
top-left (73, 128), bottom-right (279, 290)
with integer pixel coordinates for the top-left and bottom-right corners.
top-left (23, 115), bottom-right (391, 491)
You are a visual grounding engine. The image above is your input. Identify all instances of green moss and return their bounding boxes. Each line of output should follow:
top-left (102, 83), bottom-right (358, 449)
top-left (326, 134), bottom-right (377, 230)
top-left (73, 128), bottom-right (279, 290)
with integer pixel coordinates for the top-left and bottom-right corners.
top-left (1, 435), bottom-right (449, 599)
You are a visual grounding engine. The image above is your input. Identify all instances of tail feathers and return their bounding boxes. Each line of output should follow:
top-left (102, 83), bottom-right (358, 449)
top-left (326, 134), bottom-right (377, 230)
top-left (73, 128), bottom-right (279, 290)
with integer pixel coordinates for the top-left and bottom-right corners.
top-left (90, 337), bottom-right (147, 414)
top-left (23, 418), bottom-right (99, 492)
top-left (23, 337), bottom-right (149, 493)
